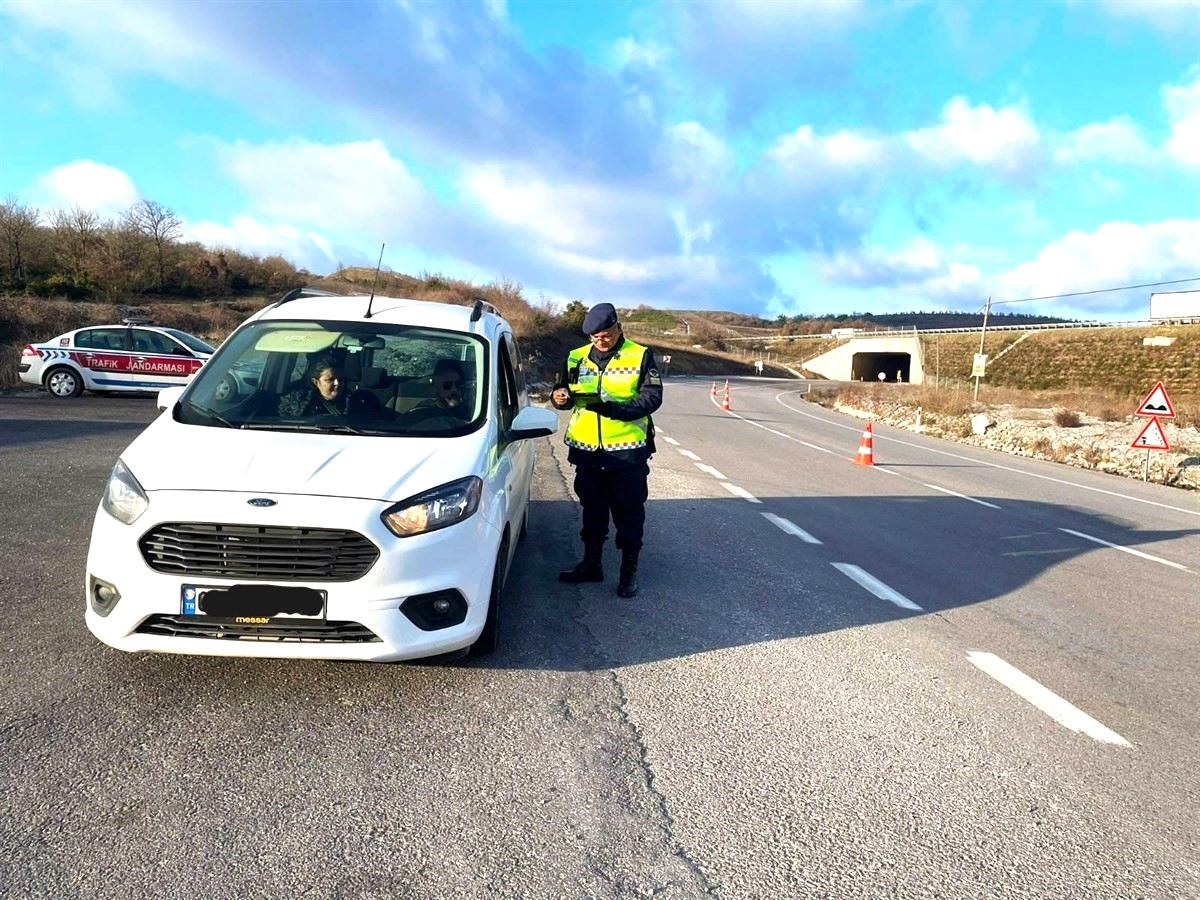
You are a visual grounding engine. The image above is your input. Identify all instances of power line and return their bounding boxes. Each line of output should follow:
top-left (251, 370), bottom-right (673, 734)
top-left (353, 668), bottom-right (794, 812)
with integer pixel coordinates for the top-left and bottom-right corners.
top-left (990, 274), bottom-right (1200, 306)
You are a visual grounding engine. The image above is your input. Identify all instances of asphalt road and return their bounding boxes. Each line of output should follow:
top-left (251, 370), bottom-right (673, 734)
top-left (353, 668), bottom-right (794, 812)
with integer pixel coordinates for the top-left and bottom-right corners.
top-left (2, 382), bottom-right (1198, 899)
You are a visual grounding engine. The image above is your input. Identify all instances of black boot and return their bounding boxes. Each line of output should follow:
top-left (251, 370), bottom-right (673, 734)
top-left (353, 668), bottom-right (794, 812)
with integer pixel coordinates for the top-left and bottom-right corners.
top-left (617, 549), bottom-right (639, 598)
top-left (559, 542), bottom-right (604, 583)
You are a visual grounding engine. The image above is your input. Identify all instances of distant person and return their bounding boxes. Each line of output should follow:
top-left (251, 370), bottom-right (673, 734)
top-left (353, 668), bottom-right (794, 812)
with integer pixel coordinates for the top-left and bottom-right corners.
top-left (551, 303), bottom-right (663, 598)
top-left (278, 356), bottom-right (348, 417)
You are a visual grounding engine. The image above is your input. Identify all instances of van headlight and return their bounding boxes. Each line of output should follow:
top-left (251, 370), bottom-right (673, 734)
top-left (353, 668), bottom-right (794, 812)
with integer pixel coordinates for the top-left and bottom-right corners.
top-left (381, 476), bottom-right (482, 538)
top-left (101, 460), bottom-right (149, 525)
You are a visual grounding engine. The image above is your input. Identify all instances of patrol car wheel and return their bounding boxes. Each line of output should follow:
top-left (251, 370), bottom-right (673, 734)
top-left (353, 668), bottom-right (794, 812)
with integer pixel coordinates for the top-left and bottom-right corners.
top-left (45, 366), bottom-right (83, 399)
top-left (212, 373), bottom-right (237, 402)
top-left (471, 541), bottom-right (506, 656)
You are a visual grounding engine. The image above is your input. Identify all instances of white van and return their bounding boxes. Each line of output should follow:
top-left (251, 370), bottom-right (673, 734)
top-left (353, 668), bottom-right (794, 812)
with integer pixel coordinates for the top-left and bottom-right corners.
top-left (84, 290), bottom-right (557, 662)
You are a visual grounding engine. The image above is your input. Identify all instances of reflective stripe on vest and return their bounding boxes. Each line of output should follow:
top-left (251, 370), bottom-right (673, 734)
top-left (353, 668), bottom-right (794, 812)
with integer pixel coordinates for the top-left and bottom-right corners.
top-left (564, 340), bottom-right (649, 452)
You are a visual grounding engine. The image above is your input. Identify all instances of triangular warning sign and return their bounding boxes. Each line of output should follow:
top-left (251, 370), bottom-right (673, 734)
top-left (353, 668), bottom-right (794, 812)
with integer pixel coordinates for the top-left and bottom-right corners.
top-left (1131, 416), bottom-right (1170, 451)
top-left (1135, 381), bottom-right (1175, 418)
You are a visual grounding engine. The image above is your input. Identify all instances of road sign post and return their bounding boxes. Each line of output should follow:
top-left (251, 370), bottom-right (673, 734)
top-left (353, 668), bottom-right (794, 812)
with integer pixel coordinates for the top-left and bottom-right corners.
top-left (1132, 383), bottom-right (1174, 481)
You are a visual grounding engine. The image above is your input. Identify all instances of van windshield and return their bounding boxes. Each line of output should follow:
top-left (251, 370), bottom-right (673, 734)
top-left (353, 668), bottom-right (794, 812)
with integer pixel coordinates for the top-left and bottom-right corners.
top-left (177, 320), bottom-right (488, 437)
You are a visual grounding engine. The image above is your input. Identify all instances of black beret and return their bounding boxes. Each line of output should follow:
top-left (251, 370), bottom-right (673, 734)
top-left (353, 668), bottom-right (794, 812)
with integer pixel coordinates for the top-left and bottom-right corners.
top-left (582, 302), bottom-right (619, 335)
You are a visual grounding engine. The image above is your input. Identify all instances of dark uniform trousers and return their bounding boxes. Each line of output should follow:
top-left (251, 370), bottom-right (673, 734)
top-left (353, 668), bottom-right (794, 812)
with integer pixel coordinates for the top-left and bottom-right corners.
top-left (573, 463), bottom-right (650, 552)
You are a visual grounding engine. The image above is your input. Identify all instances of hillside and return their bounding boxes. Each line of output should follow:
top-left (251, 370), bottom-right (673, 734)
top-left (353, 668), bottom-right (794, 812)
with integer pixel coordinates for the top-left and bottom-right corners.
top-left (0, 275), bottom-right (785, 391)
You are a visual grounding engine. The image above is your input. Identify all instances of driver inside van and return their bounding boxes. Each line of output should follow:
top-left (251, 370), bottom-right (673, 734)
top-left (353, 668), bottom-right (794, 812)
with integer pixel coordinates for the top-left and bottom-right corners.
top-left (414, 359), bottom-right (468, 414)
top-left (278, 355), bottom-right (348, 417)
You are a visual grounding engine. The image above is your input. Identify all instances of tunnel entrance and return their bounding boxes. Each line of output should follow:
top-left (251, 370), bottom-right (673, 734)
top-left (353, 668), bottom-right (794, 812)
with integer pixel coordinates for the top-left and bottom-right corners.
top-left (852, 352), bottom-right (911, 383)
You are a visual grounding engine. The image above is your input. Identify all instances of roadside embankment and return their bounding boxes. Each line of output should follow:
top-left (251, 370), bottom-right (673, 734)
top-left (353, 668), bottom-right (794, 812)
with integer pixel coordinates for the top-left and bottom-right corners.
top-left (806, 383), bottom-right (1200, 491)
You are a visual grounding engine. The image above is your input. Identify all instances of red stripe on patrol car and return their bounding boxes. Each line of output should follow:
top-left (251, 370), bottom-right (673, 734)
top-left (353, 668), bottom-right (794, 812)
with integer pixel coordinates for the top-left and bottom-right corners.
top-left (70, 351), bottom-right (202, 376)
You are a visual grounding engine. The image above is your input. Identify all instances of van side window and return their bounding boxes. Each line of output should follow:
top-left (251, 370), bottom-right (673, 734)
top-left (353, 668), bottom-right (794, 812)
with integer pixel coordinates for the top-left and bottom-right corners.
top-left (497, 337), bottom-right (519, 433)
top-left (506, 336), bottom-right (525, 398)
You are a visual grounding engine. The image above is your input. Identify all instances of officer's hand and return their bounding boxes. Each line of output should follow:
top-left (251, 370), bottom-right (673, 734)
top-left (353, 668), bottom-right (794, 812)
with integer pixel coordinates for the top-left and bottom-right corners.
top-left (551, 388), bottom-right (570, 406)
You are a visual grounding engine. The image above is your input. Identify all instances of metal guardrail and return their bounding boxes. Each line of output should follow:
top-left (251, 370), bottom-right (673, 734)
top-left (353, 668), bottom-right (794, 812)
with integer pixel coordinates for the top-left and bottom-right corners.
top-left (673, 318), bottom-right (1200, 343)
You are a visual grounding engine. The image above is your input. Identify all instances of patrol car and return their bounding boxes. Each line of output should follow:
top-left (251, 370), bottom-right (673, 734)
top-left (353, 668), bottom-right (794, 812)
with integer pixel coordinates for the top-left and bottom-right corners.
top-left (19, 319), bottom-right (215, 398)
top-left (85, 289), bottom-right (558, 662)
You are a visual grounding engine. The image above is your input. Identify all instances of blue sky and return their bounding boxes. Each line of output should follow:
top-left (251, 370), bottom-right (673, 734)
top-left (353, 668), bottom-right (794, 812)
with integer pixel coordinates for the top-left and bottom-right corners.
top-left (2, 0), bottom-right (1199, 320)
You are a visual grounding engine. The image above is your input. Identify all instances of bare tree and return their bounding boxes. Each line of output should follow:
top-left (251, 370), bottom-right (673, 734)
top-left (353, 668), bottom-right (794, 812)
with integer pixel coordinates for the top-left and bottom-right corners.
top-left (0, 194), bottom-right (41, 281)
top-left (50, 206), bottom-right (103, 281)
top-left (123, 199), bottom-right (182, 291)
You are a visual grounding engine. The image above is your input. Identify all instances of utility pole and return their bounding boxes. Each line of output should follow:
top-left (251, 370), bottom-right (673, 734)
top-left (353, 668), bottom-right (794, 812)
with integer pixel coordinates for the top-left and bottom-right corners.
top-left (973, 296), bottom-right (992, 402)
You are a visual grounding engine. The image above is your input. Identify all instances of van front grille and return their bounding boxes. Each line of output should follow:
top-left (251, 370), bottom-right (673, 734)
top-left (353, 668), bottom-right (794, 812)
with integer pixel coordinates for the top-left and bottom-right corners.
top-left (139, 522), bottom-right (379, 582)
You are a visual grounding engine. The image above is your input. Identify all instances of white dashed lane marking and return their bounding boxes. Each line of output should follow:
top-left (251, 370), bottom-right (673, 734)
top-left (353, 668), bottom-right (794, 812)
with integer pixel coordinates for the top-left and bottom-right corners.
top-left (678, 449), bottom-right (702, 461)
top-left (831, 563), bottom-right (922, 611)
top-left (721, 483), bottom-right (762, 504)
top-left (695, 463), bottom-right (727, 480)
top-left (922, 482), bottom-right (1002, 510)
top-left (761, 512), bottom-right (822, 544)
top-left (967, 651), bottom-right (1132, 748)
top-left (1058, 527), bottom-right (1191, 573)
top-left (662, 436), bottom-right (680, 446)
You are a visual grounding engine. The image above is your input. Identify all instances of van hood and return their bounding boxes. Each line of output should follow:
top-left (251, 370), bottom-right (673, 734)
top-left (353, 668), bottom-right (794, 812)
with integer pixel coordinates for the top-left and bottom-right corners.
top-left (122, 414), bottom-right (487, 502)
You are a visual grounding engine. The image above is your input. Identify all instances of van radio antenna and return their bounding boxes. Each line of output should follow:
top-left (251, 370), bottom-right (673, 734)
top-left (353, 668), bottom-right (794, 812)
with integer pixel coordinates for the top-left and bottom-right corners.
top-left (364, 242), bottom-right (385, 319)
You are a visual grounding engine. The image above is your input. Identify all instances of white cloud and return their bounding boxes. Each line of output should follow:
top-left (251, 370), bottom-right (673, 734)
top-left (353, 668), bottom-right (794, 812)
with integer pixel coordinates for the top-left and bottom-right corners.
top-left (548, 248), bottom-right (716, 284)
top-left (768, 126), bottom-right (887, 179)
top-left (461, 164), bottom-right (674, 256)
top-left (1054, 117), bottom-right (1154, 165)
top-left (997, 218), bottom-right (1200, 312)
top-left (32, 160), bottom-right (139, 217)
top-left (1097, 0), bottom-right (1200, 32)
top-left (183, 216), bottom-right (338, 273)
top-left (1164, 68), bottom-right (1200, 166)
top-left (613, 37), bottom-right (669, 69)
top-left (664, 122), bottom-right (734, 183)
top-left (216, 139), bottom-right (430, 235)
top-left (905, 97), bottom-right (1040, 174)
top-left (822, 238), bottom-right (948, 287)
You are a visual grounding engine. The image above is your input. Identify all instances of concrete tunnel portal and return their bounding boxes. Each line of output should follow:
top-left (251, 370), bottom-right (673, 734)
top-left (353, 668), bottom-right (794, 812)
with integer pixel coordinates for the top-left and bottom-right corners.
top-left (852, 352), bottom-right (912, 383)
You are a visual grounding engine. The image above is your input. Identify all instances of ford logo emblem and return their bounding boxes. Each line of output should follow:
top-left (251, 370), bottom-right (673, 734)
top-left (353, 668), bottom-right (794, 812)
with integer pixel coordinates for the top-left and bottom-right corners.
top-left (247, 498), bottom-right (277, 507)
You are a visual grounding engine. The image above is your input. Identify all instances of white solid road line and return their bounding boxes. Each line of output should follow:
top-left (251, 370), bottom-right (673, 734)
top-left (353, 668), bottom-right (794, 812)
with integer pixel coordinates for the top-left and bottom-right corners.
top-left (721, 482), bottom-right (762, 504)
top-left (678, 448), bottom-right (702, 461)
top-left (922, 482), bottom-right (1002, 510)
top-left (662, 436), bottom-right (680, 446)
top-left (1058, 527), bottom-right (1191, 573)
top-left (831, 563), bottom-right (923, 611)
top-left (774, 392), bottom-right (1200, 520)
top-left (761, 512), bottom-right (822, 544)
top-left (967, 651), bottom-right (1132, 748)
top-left (709, 392), bottom-right (835, 454)
top-left (695, 463), bottom-right (727, 480)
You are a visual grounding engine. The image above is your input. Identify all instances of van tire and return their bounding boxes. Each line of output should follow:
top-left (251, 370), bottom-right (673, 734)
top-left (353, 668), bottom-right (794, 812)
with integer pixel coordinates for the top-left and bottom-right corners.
top-left (471, 541), bottom-right (506, 656)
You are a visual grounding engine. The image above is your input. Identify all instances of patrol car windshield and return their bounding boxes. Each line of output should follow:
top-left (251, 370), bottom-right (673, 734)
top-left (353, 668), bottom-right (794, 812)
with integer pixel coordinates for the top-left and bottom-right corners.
top-left (164, 329), bottom-right (215, 354)
top-left (177, 320), bottom-right (488, 437)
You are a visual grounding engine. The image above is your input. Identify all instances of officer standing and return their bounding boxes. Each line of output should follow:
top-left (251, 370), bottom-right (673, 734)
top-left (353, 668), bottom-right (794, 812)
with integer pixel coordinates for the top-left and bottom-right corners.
top-left (551, 303), bottom-right (663, 598)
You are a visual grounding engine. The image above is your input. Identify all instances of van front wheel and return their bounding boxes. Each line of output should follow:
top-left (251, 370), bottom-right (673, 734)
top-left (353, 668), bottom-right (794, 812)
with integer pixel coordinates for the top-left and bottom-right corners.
top-left (471, 542), bottom-right (506, 656)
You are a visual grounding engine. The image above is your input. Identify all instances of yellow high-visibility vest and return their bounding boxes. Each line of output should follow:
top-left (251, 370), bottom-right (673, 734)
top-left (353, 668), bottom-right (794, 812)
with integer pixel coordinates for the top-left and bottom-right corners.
top-left (564, 340), bottom-right (649, 452)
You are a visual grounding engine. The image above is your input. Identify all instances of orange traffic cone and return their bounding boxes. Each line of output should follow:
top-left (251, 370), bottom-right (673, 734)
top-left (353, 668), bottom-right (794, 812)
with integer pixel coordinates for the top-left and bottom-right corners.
top-left (853, 420), bottom-right (875, 466)
top-left (721, 382), bottom-right (731, 412)
top-left (711, 381), bottom-right (717, 399)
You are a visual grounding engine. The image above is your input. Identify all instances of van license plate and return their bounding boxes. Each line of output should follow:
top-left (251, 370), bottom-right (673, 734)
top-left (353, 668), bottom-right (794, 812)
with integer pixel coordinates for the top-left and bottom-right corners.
top-left (181, 584), bottom-right (327, 619)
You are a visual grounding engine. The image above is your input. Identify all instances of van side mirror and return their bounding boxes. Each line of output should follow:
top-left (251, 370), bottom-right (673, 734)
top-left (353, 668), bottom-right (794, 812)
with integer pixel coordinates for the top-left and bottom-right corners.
top-left (508, 405), bottom-right (558, 441)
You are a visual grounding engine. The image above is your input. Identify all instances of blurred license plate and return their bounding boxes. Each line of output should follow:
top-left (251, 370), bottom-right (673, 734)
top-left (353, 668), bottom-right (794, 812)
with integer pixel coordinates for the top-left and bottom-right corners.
top-left (181, 584), bottom-right (326, 620)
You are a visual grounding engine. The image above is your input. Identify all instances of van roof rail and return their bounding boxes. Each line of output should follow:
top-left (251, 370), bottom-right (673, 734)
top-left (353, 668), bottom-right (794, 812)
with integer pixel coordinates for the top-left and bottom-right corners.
top-left (470, 297), bottom-right (497, 322)
top-left (275, 287), bottom-right (342, 307)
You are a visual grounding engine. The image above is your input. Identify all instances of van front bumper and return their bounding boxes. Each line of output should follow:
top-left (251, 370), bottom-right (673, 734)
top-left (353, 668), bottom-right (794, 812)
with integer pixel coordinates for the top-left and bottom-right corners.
top-left (84, 489), bottom-right (501, 662)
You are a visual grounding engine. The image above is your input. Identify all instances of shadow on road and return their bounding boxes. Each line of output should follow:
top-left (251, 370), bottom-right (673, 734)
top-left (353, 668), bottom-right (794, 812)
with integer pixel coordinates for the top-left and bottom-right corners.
top-left (0, 418), bottom-right (153, 450)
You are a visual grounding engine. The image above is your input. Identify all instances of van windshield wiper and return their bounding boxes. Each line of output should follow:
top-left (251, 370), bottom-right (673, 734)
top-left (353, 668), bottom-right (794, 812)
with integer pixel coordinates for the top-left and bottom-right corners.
top-left (187, 403), bottom-right (239, 429)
